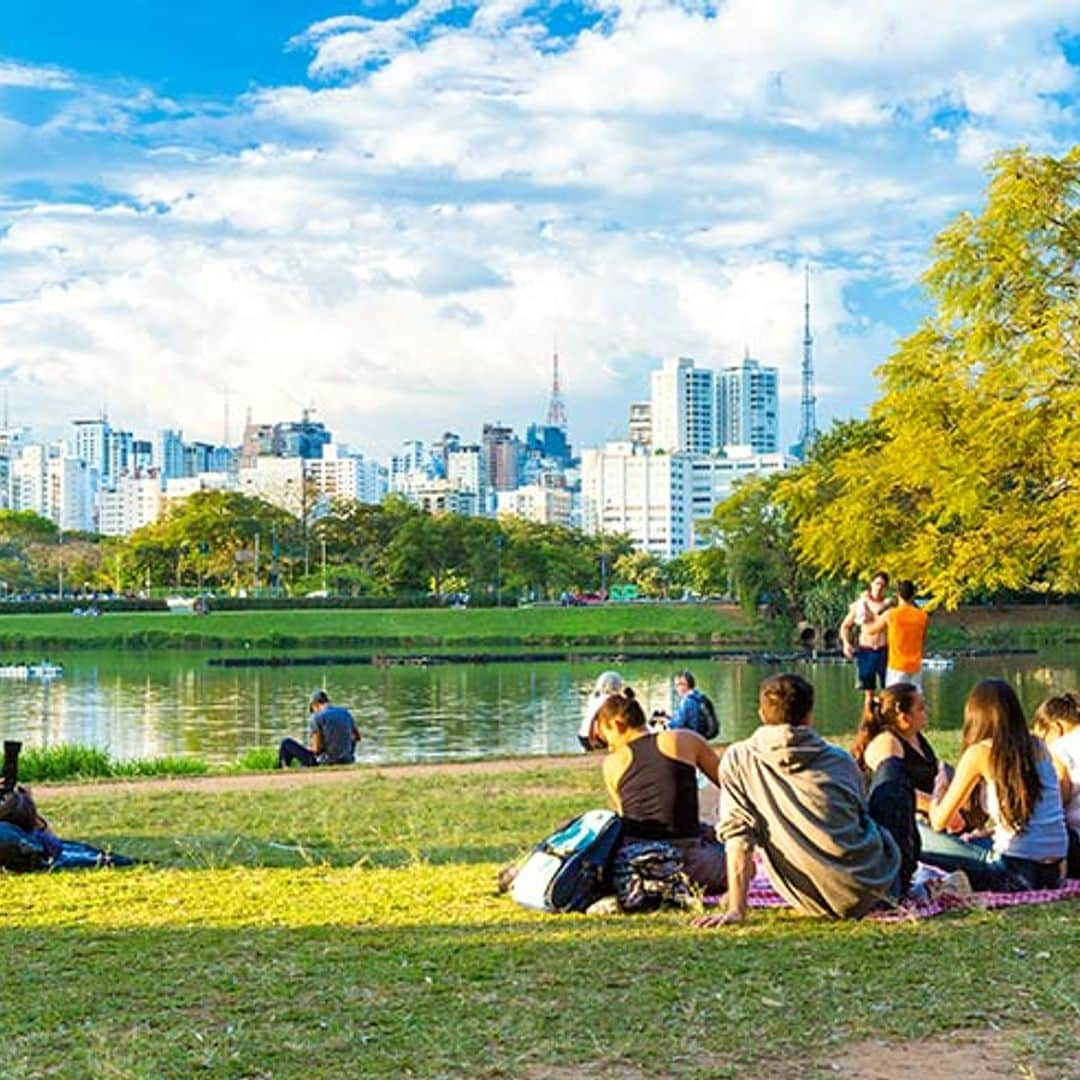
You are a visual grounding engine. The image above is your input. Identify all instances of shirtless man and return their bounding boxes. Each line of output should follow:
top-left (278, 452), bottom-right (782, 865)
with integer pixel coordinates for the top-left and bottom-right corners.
top-left (839, 571), bottom-right (893, 703)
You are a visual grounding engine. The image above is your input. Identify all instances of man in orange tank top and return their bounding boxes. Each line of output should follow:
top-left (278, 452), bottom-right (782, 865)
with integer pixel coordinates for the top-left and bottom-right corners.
top-left (864, 580), bottom-right (928, 689)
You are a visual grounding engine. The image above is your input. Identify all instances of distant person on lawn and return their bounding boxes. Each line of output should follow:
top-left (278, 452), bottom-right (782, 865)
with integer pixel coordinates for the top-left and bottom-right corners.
top-left (863, 579), bottom-right (928, 689)
top-left (276, 689), bottom-right (361, 769)
top-left (695, 673), bottom-right (901, 927)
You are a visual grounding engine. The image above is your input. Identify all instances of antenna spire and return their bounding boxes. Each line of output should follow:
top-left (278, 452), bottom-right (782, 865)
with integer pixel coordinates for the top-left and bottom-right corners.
top-left (546, 347), bottom-right (567, 430)
top-left (796, 264), bottom-right (818, 459)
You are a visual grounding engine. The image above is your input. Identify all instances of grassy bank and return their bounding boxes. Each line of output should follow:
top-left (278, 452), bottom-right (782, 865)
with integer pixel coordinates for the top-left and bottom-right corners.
top-left (0, 601), bottom-right (1075, 653)
top-left (0, 603), bottom-right (767, 652)
top-left (3, 761), bottom-right (1076, 1079)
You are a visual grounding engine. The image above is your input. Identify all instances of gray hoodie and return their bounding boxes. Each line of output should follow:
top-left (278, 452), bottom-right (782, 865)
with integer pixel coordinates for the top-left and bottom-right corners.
top-left (718, 724), bottom-right (900, 918)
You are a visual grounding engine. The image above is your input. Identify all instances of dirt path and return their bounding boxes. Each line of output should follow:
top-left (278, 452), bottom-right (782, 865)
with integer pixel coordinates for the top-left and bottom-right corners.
top-left (34, 753), bottom-right (596, 799)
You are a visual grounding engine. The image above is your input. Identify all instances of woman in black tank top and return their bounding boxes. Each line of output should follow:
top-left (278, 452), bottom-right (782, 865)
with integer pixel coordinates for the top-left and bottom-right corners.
top-left (595, 688), bottom-right (727, 894)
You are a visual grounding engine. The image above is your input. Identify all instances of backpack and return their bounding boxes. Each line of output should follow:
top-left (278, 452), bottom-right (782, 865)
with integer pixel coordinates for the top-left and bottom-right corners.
top-left (510, 810), bottom-right (624, 913)
top-left (695, 692), bottom-right (719, 742)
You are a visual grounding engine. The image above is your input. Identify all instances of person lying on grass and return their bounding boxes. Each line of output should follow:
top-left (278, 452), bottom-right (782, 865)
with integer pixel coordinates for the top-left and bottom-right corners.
top-left (694, 673), bottom-right (903, 928)
top-left (925, 679), bottom-right (1068, 892)
top-left (595, 687), bottom-right (727, 894)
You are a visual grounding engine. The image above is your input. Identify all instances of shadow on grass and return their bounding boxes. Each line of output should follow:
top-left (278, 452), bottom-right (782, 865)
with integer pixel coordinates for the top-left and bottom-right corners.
top-left (66, 833), bottom-right (527, 870)
top-left (1, 913), bottom-right (1075, 1080)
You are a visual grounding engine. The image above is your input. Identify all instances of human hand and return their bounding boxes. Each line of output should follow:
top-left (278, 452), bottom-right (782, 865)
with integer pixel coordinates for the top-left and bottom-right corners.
top-left (842, 642), bottom-right (854, 660)
top-left (691, 910), bottom-right (745, 929)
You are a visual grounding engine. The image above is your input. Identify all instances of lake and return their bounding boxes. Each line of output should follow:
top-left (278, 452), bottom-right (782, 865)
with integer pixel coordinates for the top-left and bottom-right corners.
top-left (4, 647), bottom-right (1077, 764)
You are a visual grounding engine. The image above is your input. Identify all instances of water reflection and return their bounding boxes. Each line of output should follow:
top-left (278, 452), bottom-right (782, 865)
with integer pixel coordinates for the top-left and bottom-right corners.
top-left (2, 648), bottom-right (1076, 765)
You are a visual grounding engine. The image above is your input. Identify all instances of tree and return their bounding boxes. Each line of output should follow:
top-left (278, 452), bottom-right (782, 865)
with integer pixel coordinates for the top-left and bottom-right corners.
top-left (789, 148), bottom-right (1080, 607)
top-left (707, 474), bottom-right (807, 620)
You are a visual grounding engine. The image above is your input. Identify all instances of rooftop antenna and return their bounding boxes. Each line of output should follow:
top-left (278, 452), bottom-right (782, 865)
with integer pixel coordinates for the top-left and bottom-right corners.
top-left (546, 344), bottom-right (567, 430)
top-left (797, 264), bottom-right (818, 459)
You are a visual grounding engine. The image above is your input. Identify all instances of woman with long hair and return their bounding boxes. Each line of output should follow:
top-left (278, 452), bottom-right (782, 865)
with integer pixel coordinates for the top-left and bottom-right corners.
top-left (926, 679), bottom-right (1067, 891)
top-left (595, 686), bottom-right (727, 893)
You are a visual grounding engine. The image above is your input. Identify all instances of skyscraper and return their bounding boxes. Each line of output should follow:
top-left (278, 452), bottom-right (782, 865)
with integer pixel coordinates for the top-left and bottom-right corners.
top-left (649, 357), bottom-right (715, 454)
top-left (716, 356), bottom-right (779, 454)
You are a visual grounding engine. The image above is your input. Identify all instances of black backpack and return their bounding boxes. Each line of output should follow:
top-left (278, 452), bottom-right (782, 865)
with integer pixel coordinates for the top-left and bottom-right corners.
top-left (694, 692), bottom-right (719, 741)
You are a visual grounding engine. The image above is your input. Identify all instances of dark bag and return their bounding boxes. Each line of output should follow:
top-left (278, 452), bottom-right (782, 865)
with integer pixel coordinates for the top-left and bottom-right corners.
top-left (612, 839), bottom-right (694, 912)
top-left (0, 821), bottom-right (49, 872)
top-left (695, 692), bottom-right (719, 742)
top-left (511, 810), bottom-right (624, 912)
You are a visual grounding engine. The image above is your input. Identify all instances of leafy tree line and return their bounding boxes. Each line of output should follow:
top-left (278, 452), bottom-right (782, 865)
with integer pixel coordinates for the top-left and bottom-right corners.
top-left (710, 147), bottom-right (1079, 616)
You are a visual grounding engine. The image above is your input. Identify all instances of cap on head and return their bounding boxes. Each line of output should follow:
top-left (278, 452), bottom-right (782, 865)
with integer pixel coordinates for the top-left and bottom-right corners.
top-left (309, 689), bottom-right (330, 709)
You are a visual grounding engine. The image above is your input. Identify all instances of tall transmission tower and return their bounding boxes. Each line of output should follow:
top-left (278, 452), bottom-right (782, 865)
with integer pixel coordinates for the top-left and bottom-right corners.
top-left (546, 349), bottom-right (567, 430)
top-left (797, 265), bottom-right (818, 458)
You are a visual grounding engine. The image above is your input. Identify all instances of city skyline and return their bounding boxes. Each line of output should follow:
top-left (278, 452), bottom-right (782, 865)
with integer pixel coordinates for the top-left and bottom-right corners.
top-left (1, 3), bottom-right (1078, 457)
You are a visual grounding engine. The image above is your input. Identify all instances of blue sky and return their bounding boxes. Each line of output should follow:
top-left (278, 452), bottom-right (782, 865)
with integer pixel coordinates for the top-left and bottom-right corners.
top-left (0, 1), bottom-right (1078, 456)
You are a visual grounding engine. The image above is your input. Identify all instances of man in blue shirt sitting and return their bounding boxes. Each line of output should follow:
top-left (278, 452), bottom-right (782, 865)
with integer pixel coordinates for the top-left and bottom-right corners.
top-left (276, 689), bottom-right (361, 768)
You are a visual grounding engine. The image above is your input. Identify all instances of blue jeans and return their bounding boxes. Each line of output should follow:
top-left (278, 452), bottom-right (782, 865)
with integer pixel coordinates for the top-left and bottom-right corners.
top-left (917, 823), bottom-right (1062, 891)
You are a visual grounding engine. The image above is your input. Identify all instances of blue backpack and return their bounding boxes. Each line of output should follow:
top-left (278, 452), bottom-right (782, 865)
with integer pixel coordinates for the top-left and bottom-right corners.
top-left (511, 810), bottom-right (624, 913)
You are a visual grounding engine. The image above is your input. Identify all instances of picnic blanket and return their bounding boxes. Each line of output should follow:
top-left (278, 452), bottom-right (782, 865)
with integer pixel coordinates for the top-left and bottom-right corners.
top-left (705, 863), bottom-right (1080, 921)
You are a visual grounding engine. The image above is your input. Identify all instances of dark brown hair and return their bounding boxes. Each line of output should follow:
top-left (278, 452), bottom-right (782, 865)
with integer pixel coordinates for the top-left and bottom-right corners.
top-left (759, 674), bottom-right (814, 726)
top-left (595, 686), bottom-right (648, 734)
top-left (851, 683), bottom-right (921, 768)
top-left (962, 679), bottom-right (1042, 833)
top-left (1031, 695), bottom-right (1079, 739)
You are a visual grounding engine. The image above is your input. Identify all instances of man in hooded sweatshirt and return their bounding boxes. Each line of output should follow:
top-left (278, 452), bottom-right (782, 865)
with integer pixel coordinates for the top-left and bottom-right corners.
top-left (696, 673), bottom-right (902, 927)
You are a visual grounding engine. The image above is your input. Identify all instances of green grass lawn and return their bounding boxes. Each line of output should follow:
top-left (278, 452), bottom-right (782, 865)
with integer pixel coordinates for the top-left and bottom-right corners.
top-left (3, 761), bottom-right (1077, 1078)
top-left (0, 603), bottom-right (766, 651)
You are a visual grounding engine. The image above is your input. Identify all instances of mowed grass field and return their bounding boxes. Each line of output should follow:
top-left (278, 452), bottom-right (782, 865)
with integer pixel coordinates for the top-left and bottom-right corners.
top-left (0, 601), bottom-right (1075, 652)
top-left (3, 758), bottom-right (1077, 1079)
top-left (0, 603), bottom-right (765, 651)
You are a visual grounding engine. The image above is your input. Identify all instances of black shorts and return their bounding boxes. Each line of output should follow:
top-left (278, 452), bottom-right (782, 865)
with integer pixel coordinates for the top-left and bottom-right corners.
top-left (855, 647), bottom-right (888, 690)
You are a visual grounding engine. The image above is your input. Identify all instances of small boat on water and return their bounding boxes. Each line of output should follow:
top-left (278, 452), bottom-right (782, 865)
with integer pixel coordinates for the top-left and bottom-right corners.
top-left (0, 660), bottom-right (65, 680)
top-left (922, 655), bottom-right (955, 672)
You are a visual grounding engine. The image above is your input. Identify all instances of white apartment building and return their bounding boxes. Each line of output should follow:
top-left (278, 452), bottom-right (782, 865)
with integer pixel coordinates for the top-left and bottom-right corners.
top-left (580, 443), bottom-right (693, 559)
top-left (303, 444), bottom-right (387, 506)
top-left (716, 358), bottom-right (779, 454)
top-left (496, 484), bottom-right (573, 528)
top-left (581, 442), bottom-right (791, 557)
top-left (10, 443), bottom-right (48, 516)
top-left (164, 472), bottom-right (234, 506)
top-left (47, 452), bottom-right (95, 532)
top-left (72, 419), bottom-right (110, 485)
top-left (98, 473), bottom-right (163, 536)
top-left (649, 357), bottom-right (715, 454)
top-left (237, 456), bottom-right (306, 514)
top-left (410, 479), bottom-right (478, 517)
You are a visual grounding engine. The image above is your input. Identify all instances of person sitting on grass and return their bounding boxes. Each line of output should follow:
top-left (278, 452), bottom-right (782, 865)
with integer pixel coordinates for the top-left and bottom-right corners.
top-left (925, 679), bottom-right (1067, 891)
top-left (594, 687), bottom-right (727, 894)
top-left (1031, 693), bottom-right (1079, 879)
top-left (276, 689), bottom-right (361, 769)
top-left (695, 673), bottom-right (902, 928)
top-left (578, 670), bottom-right (624, 751)
top-left (851, 682), bottom-right (941, 893)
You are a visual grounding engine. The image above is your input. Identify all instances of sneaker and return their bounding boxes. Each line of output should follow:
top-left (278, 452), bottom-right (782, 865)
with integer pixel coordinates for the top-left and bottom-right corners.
top-left (925, 870), bottom-right (972, 902)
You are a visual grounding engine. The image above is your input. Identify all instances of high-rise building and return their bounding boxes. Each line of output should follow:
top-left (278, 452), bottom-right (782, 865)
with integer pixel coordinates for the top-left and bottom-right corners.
top-left (106, 429), bottom-right (133, 483)
top-left (481, 423), bottom-right (522, 492)
top-left (649, 357), bottom-right (714, 454)
top-left (716, 357), bottom-right (779, 454)
top-left (47, 451), bottom-right (94, 532)
top-left (10, 443), bottom-right (48, 516)
top-left (72, 418), bottom-right (111, 483)
top-left (155, 429), bottom-right (187, 483)
top-left (628, 402), bottom-right (652, 450)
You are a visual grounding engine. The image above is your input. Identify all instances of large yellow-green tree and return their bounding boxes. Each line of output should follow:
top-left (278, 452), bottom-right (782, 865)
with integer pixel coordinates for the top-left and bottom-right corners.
top-left (785, 148), bottom-right (1080, 608)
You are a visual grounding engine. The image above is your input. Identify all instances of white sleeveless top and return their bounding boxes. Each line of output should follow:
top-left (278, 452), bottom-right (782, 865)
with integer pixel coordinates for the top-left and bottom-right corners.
top-left (1050, 726), bottom-right (1080, 832)
top-left (984, 741), bottom-right (1067, 862)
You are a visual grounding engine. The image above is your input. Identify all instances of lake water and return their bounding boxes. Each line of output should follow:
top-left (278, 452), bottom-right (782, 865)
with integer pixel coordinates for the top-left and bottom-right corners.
top-left (3, 648), bottom-right (1077, 765)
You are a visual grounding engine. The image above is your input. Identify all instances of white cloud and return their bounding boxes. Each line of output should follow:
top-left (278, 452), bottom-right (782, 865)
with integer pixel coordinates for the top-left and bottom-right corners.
top-left (0, 1), bottom-right (1078, 455)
